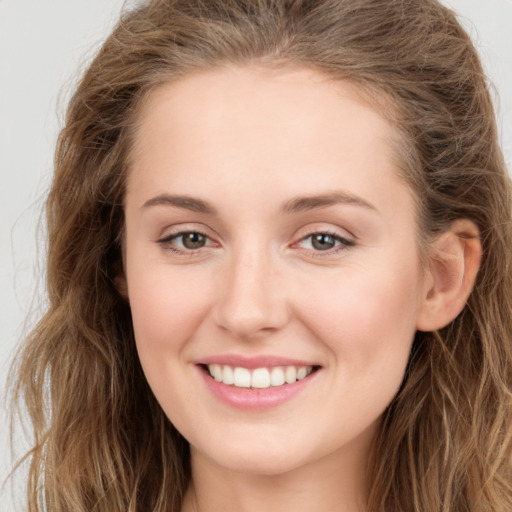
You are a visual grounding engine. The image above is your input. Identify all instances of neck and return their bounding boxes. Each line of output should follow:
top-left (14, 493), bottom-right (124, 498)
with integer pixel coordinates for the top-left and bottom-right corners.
top-left (181, 429), bottom-right (374, 512)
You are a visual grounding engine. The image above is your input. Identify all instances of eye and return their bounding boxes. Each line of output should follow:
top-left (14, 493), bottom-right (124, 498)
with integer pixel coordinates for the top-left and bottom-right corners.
top-left (298, 231), bottom-right (354, 252)
top-left (158, 230), bottom-right (214, 252)
top-left (177, 232), bottom-right (208, 249)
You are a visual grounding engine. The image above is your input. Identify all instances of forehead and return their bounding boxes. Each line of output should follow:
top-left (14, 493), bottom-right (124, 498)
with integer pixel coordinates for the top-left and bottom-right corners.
top-left (126, 66), bottom-right (412, 223)
top-left (132, 66), bottom-right (393, 148)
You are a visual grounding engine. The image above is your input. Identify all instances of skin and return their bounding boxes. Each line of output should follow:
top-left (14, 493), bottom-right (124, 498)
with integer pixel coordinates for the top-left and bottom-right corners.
top-left (120, 66), bottom-right (480, 512)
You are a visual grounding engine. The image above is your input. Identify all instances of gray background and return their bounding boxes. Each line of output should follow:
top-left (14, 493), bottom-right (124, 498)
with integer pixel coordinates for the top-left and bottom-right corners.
top-left (1, 1), bottom-right (511, 509)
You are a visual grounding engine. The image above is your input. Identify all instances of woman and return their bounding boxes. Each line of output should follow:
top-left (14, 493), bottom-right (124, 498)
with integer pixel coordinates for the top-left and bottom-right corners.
top-left (11, 0), bottom-right (512, 510)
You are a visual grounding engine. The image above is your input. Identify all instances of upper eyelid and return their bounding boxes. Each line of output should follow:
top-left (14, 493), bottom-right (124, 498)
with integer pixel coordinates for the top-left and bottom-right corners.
top-left (158, 230), bottom-right (208, 241)
top-left (156, 228), bottom-right (354, 256)
top-left (299, 231), bottom-right (352, 242)
top-left (157, 231), bottom-right (217, 249)
top-left (297, 225), bottom-right (355, 242)
top-left (157, 224), bottom-right (214, 241)
top-left (294, 232), bottom-right (355, 251)
top-left (156, 227), bottom-right (352, 241)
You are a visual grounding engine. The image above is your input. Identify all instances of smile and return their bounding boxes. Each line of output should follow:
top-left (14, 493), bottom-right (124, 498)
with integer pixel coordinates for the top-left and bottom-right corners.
top-left (206, 364), bottom-right (315, 389)
top-left (197, 356), bottom-right (321, 410)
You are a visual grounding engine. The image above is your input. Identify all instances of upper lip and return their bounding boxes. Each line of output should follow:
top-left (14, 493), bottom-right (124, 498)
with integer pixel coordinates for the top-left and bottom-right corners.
top-left (196, 354), bottom-right (320, 369)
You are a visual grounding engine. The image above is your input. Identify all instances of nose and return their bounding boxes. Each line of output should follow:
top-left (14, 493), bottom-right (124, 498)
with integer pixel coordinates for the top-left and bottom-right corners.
top-left (213, 247), bottom-right (290, 340)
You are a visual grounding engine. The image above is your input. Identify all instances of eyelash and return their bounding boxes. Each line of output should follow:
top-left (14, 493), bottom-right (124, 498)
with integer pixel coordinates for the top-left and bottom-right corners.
top-left (296, 229), bottom-right (355, 256)
top-left (157, 229), bottom-right (214, 256)
top-left (157, 229), bottom-right (355, 256)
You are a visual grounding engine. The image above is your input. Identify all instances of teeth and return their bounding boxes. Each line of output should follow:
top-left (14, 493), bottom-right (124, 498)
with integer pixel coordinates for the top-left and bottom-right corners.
top-left (270, 367), bottom-right (285, 386)
top-left (222, 365), bottom-right (234, 385)
top-left (233, 367), bottom-right (251, 388)
top-left (252, 368), bottom-right (271, 389)
top-left (297, 367), bottom-right (308, 380)
top-left (211, 364), bottom-right (222, 382)
top-left (285, 366), bottom-right (297, 384)
top-left (207, 364), bottom-right (313, 388)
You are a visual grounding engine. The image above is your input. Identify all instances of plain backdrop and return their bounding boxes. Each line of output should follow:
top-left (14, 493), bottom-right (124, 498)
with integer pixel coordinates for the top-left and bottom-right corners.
top-left (1, 1), bottom-right (511, 510)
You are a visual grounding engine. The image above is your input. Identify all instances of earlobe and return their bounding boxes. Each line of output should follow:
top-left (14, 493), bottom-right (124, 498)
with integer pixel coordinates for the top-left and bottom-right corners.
top-left (416, 219), bottom-right (482, 332)
top-left (113, 258), bottom-right (129, 301)
top-left (112, 251), bottom-right (129, 301)
top-left (115, 273), bottom-right (129, 301)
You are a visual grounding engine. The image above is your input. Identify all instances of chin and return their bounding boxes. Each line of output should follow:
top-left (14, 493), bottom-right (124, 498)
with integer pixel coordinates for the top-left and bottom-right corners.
top-left (192, 434), bottom-right (316, 477)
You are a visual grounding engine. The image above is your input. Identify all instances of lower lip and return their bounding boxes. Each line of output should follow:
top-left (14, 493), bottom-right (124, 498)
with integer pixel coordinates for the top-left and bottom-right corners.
top-left (198, 367), bottom-right (318, 411)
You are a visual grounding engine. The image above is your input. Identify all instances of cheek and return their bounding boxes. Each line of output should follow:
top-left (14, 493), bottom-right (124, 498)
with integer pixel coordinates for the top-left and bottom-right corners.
top-left (126, 264), bottom-right (216, 425)
top-left (126, 260), bottom-right (213, 364)
top-left (299, 259), bottom-right (421, 381)
top-left (294, 262), bottom-right (421, 444)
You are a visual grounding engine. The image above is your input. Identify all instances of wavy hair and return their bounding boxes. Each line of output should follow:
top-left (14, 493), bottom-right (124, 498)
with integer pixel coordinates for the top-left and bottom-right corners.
top-left (11, 0), bottom-right (512, 510)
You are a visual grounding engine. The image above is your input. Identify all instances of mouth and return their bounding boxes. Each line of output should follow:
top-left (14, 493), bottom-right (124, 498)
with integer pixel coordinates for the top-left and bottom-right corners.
top-left (200, 363), bottom-right (321, 389)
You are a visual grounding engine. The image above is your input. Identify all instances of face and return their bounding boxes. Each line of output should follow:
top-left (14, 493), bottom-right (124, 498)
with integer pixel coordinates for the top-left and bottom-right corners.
top-left (122, 66), bottom-right (428, 476)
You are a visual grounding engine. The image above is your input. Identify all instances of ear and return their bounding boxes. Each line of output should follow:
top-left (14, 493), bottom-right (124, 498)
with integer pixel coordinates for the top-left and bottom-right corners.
top-left (416, 219), bottom-right (482, 332)
top-left (115, 273), bottom-right (129, 301)
top-left (113, 259), bottom-right (129, 301)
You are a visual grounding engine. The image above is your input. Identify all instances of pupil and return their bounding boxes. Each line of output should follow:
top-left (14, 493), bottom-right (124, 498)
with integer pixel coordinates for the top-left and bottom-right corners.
top-left (183, 232), bottom-right (206, 249)
top-left (312, 234), bottom-right (335, 251)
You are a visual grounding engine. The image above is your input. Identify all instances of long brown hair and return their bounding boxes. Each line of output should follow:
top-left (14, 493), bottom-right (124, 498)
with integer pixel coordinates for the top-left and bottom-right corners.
top-left (11, 0), bottom-right (512, 510)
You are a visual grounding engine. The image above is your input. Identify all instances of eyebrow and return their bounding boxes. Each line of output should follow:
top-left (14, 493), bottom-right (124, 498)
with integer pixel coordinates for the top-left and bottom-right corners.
top-left (141, 190), bottom-right (377, 215)
top-left (282, 191), bottom-right (378, 214)
top-left (141, 194), bottom-right (217, 214)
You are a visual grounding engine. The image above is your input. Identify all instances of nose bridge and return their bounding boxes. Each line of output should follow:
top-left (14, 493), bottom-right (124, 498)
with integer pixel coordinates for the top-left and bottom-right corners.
top-left (214, 241), bottom-right (288, 338)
